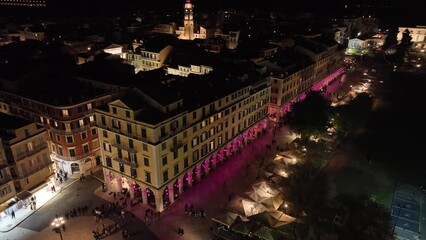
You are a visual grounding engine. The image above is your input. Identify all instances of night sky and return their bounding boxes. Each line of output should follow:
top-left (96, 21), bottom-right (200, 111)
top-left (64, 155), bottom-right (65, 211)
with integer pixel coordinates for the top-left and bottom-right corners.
top-left (0, 0), bottom-right (424, 26)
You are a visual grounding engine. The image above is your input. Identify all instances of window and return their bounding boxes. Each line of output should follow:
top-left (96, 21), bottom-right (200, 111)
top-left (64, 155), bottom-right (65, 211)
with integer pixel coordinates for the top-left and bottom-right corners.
top-left (161, 142), bottom-right (167, 150)
top-left (126, 111), bottom-right (130, 118)
top-left (119, 163), bottom-right (124, 172)
top-left (27, 142), bottom-right (34, 151)
top-left (192, 150), bottom-right (199, 161)
top-left (184, 157), bottom-right (189, 168)
top-left (65, 123), bottom-right (71, 132)
top-left (144, 157), bottom-right (149, 167)
top-left (112, 107), bottom-right (117, 114)
top-left (218, 136), bottom-right (222, 146)
top-left (163, 170), bottom-right (169, 182)
top-left (83, 144), bottom-right (89, 153)
top-left (210, 116), bottom-right (215, 123)
top-left (112, 119), bottom-right (120, 129)
top-left (54, 121), bottom-right (58, 127)
top-left (201, 144), bottom-right (208, 156)
top-left (143, 144), bottom-right (148, 151)
top-left (101, 116), bottom-right (106, 125)
top-left (24, 129), bottom-right (30, 138)
top-left (162, 155), bottom-right (168, 166)
top-left (58, 146), bottom-right (63, 156)
top-left (174, 164), bottom-right (179, 175)
top-left (56, 134), bottom-right (60, 141)
top-left (89, 116), bottom-right (95, 122)
top-left (193, 125), bottom-right (197, 132)
top-left (91, 128), bottom-right (97, 136)
top-left (115, 135), bottom-right (121, 144)
top-left (102, 130), bottom-right (108, 138)
top-left (141, 128), bottom-right (147, 138)
top-left (103, 143), bottom-right (111, 152)
top-left (173, 150), bottom-right (178, 159)
top-left (131, 168), bottom-right (137, 178)
top-left (81, 132), bottom-right (87, 140)
top-left (129, 139), bottom-right (134, 149)
top-left (127, 123), bottom-right (132, 134)
top-left (183, 144), bottom-right (188, 153)
top-left (201, 132), bottom-right (207, 142)
top-left (201, 120), bottom-right (207, 128)
top-left (40, 116), bottom-right (44, 123)
top-left (66, 136), bottom-right (73, 143)
top-left (87, 103), bottom-right (92, 110)
top-left (183, 131), bottom-right (187, 138)
top-left (191, 137), bottom-right (198, 147)
top-left (62, 109), bottom-right (69, 116)
top-left (209, 127), bottom-right (215, 137)
top-left (145, 172), bottom-right (151, 183)
top-left (210, 140), bottom-right (215, 151)
top-left (51, 143), bottom-right (56, 152)
top-left (69, 148), bottom-right (76, 157)
top-left (77, 106), bottom-right (82, 113)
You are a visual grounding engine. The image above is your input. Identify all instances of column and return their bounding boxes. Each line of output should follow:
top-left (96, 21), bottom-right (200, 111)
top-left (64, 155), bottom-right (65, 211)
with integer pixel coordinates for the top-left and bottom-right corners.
top-left (155, 194), bottom-right (164, 212)
top-left (142, 189), bottom-right (148, 205)
top-left (187, 172), bottom-right (193, 187)
top-left (196, 165), bottom-right (201, 182)
top-left (168, 186), bottom-right (174, 204)
top-left (178, 178), bottom-right (183, 194)
top-left (204, 160), bottom-right (210, 175)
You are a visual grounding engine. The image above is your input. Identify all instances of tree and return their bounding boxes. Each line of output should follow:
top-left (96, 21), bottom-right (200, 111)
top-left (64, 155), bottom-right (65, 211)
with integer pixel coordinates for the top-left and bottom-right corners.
top-left (284, 91), bottom-right (331, 140)
top-left (334, 194), bottom-right (394, 240)
top-left (333, 92), bottom-right (373, 134)
top-left (382, 28), bottom-right (398, 51)
top-left (400, 29), bottom-right (412, 48)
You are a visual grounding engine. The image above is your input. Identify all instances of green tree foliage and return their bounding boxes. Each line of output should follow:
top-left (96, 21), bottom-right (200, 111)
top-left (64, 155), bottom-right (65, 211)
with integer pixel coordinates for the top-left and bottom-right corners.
top-left (334, 92), bottom-right (373, 134)
top-left (284, 91), bottom-right (331, 139)
top-left (334, 194), bottom-right (394, 240)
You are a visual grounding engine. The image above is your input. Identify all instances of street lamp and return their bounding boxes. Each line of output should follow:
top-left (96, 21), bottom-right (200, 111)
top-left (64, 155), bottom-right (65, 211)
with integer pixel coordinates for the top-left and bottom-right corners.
top-left (51, 216), bottom-right (65, 240)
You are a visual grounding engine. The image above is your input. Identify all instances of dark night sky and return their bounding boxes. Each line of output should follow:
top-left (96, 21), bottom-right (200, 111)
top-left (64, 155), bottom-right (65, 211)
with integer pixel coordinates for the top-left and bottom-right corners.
top-left (1, 0), bottom-right (424, 27)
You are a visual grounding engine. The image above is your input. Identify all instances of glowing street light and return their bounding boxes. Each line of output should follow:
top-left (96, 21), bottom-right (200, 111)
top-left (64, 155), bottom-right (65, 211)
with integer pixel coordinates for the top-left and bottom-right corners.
top-left (51, 217), bottom-right (65, 240)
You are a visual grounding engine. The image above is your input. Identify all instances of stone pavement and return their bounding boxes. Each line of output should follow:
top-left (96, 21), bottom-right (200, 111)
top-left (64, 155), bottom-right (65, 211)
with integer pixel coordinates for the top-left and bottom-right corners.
top-left (0, 173), bottom-right (80, 233)
top-left (95, 125), bottom-right (298, 240)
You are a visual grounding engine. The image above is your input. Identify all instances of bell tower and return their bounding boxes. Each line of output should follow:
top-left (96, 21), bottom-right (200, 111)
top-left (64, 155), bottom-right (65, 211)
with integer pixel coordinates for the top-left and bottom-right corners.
top-left (183, 0), bottom-right (194, 40)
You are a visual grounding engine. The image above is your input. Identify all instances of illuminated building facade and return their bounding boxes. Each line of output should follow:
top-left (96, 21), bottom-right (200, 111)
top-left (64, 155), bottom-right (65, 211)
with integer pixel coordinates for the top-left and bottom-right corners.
top-left (176, 0), bottom-right (206, 40)
top-left (0, 139), bottom-right (15, 213)
top-left (0, 112), bottom-right (52, 197)
top-left (0, 75), bottom-right (112, 176)
top-left (398, 26), bottom-right (426, 52)
top-left (269, 39), bottom-right (346, 122)
top-left (127, 44), bottom-right (173, 73)
top-left (95, 73), bottom-right (270, 212)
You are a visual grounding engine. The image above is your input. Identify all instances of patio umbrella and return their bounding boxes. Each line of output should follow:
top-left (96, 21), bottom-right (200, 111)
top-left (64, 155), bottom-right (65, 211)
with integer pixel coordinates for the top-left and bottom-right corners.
top-left (253, 226), bottom-right (285, 240)
top-left (212, 212), bottom-right (238, 228)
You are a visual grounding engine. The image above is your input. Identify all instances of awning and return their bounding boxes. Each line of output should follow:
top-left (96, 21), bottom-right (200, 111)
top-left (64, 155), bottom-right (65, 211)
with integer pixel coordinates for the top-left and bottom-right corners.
top-left (16, 190), bottom-right (32, 200)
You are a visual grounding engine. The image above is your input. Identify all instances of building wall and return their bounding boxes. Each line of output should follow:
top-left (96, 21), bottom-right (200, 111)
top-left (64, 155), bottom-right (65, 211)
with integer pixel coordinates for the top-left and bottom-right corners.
top-left (0, 142), bottom-right (16, 205)
top-left (96, 84), bottom-right (270, 211)
top-left (0, 91), bottom-right (112, 176)
top-left (127, 45), bottom-right (173, 73)
top-left (397, 27), bottom-right (426, 43)
top-left (2, 121), bottom-right (52, 192)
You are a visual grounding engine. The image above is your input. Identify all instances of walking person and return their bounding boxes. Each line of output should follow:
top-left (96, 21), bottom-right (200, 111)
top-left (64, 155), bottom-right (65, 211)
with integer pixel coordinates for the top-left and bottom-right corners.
top-left (11, 210), bottom-right (15, 219)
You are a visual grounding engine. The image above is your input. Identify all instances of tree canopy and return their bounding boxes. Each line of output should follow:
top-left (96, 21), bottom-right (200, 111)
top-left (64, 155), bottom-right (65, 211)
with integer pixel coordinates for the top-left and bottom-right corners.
top-left (284, 91), bottom-right (331, 139)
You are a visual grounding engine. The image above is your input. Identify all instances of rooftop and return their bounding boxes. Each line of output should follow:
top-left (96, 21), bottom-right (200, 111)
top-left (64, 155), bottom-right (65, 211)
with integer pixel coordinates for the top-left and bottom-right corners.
top-left (0, 112), bottom-right (32, 132)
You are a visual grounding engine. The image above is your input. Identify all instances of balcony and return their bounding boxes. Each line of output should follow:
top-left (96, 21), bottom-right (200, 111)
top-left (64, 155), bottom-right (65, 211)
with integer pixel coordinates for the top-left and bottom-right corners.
top-left (16, 142), bottom-right (48, 161)
top-left (169, 141), bottom-right (183, 152)
top-left (21, 161), bottom-right (52, 178)
top-left (57, 152), bottom-right (93, 161)
top-left (111, 142), bottom-right (137, 153)
top-left (49, 124), bottom-right (91, 135)
top-left (113, 156), bottom-right (138, 168)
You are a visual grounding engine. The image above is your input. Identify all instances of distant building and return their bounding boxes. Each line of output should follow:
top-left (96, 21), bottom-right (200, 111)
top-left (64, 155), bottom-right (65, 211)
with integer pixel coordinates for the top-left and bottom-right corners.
top-left (19, 26), bottom-right (45, 41)
top-left (127, 42), bottom-right (173, 73)
top-left (214, 29), bottom-right (240, 50)
top-left (0, 112), bottom-right (53, 200)
top-left (167, 64), bottom-right (213, 77)
top-left (103, 44), bottom-right (127, 59)
top-left (0, 0), bottom-right (46, 7)
top-left (397, 26), bottom-right (426, 52)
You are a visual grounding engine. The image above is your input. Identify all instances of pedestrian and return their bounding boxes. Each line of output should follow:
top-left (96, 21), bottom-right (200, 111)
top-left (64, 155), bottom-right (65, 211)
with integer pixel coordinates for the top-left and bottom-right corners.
top-left (11, 210), bottom-right (15, 219)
